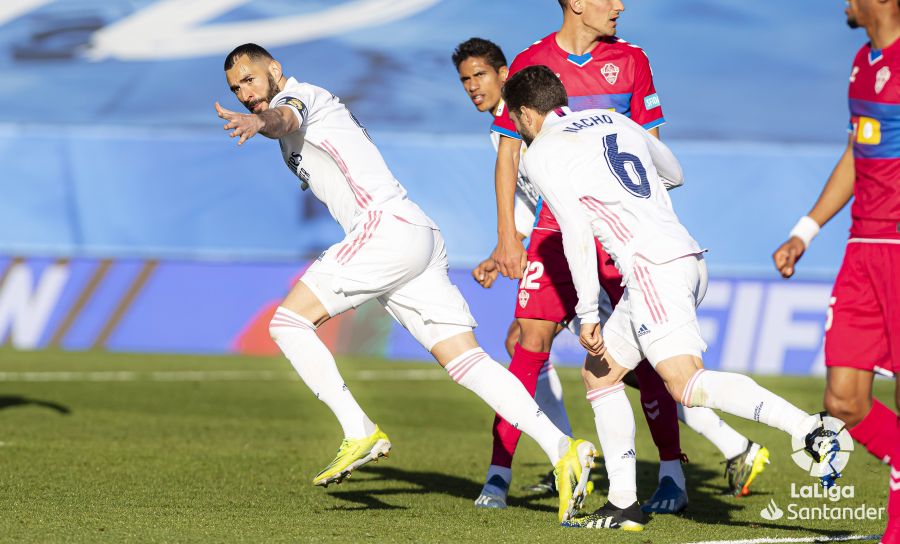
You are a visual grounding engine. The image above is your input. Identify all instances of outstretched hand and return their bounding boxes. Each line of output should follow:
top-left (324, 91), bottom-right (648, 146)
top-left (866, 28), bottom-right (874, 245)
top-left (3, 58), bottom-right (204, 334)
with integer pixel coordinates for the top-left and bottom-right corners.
top-left (215, 101), bottom-right (264, 145)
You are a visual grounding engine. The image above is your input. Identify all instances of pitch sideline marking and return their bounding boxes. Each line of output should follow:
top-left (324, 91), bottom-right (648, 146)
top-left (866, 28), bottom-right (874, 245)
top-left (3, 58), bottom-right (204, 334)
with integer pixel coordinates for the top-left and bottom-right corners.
top-left (684, 534), bottom-right (880, 544)
top-left (0, 368), bottom-right (448, 382)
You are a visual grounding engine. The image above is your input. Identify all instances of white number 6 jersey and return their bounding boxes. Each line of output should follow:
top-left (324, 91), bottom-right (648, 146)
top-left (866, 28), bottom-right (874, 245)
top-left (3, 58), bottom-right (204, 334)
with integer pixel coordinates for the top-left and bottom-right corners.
top-left (522, 107), bottom-right (701, 324)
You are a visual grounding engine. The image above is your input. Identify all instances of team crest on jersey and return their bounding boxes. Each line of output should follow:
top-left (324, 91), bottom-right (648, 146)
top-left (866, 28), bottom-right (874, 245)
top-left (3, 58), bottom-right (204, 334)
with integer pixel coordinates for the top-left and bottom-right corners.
top-left (277, 97), bottom-right (308, 119)
top-left (601, 63), bottom-right (620, 84)
top-left (518, 290), bottom-right (530, 308)
top-left (876, 66), bottom-right (891, 94)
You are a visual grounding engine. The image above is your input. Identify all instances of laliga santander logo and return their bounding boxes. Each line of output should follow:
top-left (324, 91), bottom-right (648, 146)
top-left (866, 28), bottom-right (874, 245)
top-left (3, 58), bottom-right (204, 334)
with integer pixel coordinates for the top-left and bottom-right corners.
top-left (760, 499), bottom-right (784, 521)
top-left (790, 414), bottom-right (854, 483)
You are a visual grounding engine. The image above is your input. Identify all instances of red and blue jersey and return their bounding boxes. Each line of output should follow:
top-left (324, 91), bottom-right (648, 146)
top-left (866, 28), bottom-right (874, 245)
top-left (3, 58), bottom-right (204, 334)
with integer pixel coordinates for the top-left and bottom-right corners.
top-left (848, 39), bottom-right (900, 239)
top-left (492, 33), bottom-right (665, 139)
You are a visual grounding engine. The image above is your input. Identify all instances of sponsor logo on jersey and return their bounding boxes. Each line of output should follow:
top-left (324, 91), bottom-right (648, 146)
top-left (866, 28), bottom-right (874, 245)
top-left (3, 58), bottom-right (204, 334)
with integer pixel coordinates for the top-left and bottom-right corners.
top-left (637, 324), bottom-right (651, 337)
top-left (601, 62), bottom-right (620, 84)
top-left (876, 66), bottom-right (892, 94)
top-left (856, 117), bottom-right (882, 145)
top-left (644, 93), bottom-right (661, 110)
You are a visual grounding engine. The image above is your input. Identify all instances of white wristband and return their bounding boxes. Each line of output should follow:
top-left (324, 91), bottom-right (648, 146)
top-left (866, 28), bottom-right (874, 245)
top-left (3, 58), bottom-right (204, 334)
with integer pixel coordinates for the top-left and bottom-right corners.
top-left (789, 216), bottom-right (820, 249)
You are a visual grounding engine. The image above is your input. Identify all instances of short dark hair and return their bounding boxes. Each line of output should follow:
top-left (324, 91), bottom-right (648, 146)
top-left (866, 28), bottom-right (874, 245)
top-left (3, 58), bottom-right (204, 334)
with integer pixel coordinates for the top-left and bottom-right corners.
top-left (224, 43), bottom-right (273, 71)
top-left (451, 37), bottom-right (507, 72)
top-left (502, 65), bottom-right (568, 116)
top-left (558, 0), bottom-right (567, 10)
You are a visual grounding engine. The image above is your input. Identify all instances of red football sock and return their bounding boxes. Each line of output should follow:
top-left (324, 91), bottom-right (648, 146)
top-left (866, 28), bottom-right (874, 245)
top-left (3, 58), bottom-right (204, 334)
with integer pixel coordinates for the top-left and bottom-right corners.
top-left (848, 399), bottom-right (898, 464)
top-left (633, 360), bottom-right (682, 461)
top-left (489, 345), bottom-right (550, 468)
top-left (886, 418), bottom-right (900, 544)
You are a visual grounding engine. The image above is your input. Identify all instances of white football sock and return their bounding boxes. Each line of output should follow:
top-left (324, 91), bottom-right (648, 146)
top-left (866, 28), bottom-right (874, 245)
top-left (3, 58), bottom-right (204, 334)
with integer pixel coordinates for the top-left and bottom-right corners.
top-left (588, 384), bottom-right (637, 508)
top-left (269, 306), bottom-right (375, 439)
top-left (682, 370), bottom-right (809, 437)
top-left (535, 362), bottom-right (573, 436)
top-left (678, 404), bottom-right (749, 460)
top-left (445, 348), bottom-right (569, 465)
top-left (658, 459), bottom-right (686, 493)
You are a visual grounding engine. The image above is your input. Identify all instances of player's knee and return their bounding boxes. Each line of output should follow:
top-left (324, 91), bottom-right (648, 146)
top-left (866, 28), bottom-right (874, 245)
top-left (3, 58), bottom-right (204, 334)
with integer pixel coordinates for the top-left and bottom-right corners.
top-left (824, 389), bottom-right (869, 427)
top-left (268, 309), bottom-right (316, 343)
top-left (505, 328), bottom-right (520, 359)
top-left (581, 354), bottom-right (624, 390)
top-left (268, 317), bottom-right (284, 342)
top-left (517, 320), bottom-right (555, 353)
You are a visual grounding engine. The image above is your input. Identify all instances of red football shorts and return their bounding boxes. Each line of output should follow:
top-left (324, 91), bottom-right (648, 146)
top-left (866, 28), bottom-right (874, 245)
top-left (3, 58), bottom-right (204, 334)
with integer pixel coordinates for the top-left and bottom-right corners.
top-left (824, 241), bottom-right (900, 375)
top-left (514, 226), bottom-right (623, 324)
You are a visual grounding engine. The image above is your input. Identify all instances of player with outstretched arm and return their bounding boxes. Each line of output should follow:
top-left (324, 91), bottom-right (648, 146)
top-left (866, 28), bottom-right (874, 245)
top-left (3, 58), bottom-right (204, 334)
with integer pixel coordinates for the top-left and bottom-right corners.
top-left (215, 43), bottom-right (596, 524)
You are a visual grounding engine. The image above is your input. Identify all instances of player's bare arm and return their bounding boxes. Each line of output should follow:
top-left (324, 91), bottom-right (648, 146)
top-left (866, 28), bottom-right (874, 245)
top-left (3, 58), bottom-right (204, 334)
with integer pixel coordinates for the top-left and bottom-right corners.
top-left (473, 232), bottom-right (525, 288)
top-left (491, 135), bottom-right (527, 279)
top-left (215, 102), bottom-right (298, 145)
top-left (773, 136), bottom-right (855, 278)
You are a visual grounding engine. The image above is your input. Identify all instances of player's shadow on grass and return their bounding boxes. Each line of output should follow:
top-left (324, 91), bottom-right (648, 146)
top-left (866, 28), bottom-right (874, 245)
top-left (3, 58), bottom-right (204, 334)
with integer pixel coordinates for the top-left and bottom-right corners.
top-left (324, 465), bottom-right (554, 513)
top-left (0, 395), bottom-right (71, 414)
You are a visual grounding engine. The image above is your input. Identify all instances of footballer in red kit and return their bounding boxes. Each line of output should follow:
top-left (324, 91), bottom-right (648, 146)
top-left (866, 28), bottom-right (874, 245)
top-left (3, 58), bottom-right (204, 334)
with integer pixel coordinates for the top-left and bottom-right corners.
top-left (773, 1), bottom-right (900, 541)
top-left (492, 32), bottom-right (664, 319)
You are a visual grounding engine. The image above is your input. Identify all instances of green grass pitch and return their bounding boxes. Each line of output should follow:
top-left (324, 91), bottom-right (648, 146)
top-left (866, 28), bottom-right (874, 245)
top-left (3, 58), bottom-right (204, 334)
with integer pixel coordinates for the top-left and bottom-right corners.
top-left (0, 349), bottom-right (894, 543)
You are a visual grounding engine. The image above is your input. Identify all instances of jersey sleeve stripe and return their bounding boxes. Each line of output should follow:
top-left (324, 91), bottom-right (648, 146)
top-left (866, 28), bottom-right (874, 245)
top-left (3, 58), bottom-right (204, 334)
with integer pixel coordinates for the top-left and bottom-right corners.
top-left (490, 124), bottom-right (522, 140)
top-left (642, 117), bottom-right (666, 131)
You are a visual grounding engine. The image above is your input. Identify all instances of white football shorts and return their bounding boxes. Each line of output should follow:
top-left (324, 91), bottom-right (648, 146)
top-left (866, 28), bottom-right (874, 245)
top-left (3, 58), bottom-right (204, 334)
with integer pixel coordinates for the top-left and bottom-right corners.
top-left (300, 210), bottom-right (477, 351)
top-left (603, 253), bottom-right (709, 369)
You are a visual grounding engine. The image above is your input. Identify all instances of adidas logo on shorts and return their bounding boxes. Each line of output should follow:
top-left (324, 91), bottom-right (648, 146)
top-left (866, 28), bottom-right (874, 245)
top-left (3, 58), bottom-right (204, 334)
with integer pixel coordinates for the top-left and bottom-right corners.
top-left (637, 324), bottom-right (651, 337)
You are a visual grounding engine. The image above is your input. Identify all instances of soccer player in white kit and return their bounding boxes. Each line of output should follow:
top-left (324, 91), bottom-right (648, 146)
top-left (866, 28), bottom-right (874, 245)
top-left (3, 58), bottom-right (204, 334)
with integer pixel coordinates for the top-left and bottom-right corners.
top-left (453, 38), bottom-right (769, 509)
top-left (215, 44), bottom-right (597, 523)
top-left (501, 65), bottom-right (839, 530)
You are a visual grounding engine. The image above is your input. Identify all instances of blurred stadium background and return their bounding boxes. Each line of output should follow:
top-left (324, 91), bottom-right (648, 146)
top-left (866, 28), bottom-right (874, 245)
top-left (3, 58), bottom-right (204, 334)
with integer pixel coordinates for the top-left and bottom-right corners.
top-left (0, 0), bottom-right (865, 372)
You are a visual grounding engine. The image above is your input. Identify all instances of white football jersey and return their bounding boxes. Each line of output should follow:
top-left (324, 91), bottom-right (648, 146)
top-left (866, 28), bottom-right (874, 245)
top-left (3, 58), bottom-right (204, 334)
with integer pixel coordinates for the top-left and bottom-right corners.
top-left (490, 129), bottom-right (540, 237)
top-left (522, 107), bottom-right (701, 324)
top-left (270, 78), bottom-right (436, 234)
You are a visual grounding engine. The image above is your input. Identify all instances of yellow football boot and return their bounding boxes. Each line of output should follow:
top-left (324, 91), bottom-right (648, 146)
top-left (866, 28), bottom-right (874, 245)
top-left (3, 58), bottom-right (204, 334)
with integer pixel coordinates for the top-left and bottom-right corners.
top-left (312, 426), bottom-right (392, 487)
top-left (554, 438), bottom-right (598, 522)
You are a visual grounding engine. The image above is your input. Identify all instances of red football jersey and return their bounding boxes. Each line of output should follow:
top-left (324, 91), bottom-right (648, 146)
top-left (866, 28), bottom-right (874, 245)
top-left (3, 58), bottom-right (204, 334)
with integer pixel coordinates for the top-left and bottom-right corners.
top-left (848, 39), bottom-right (900, 239)
top-left (492, 33), bottom-right (665, 139)
top-left (491, 33), bottom-right (665, 232)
